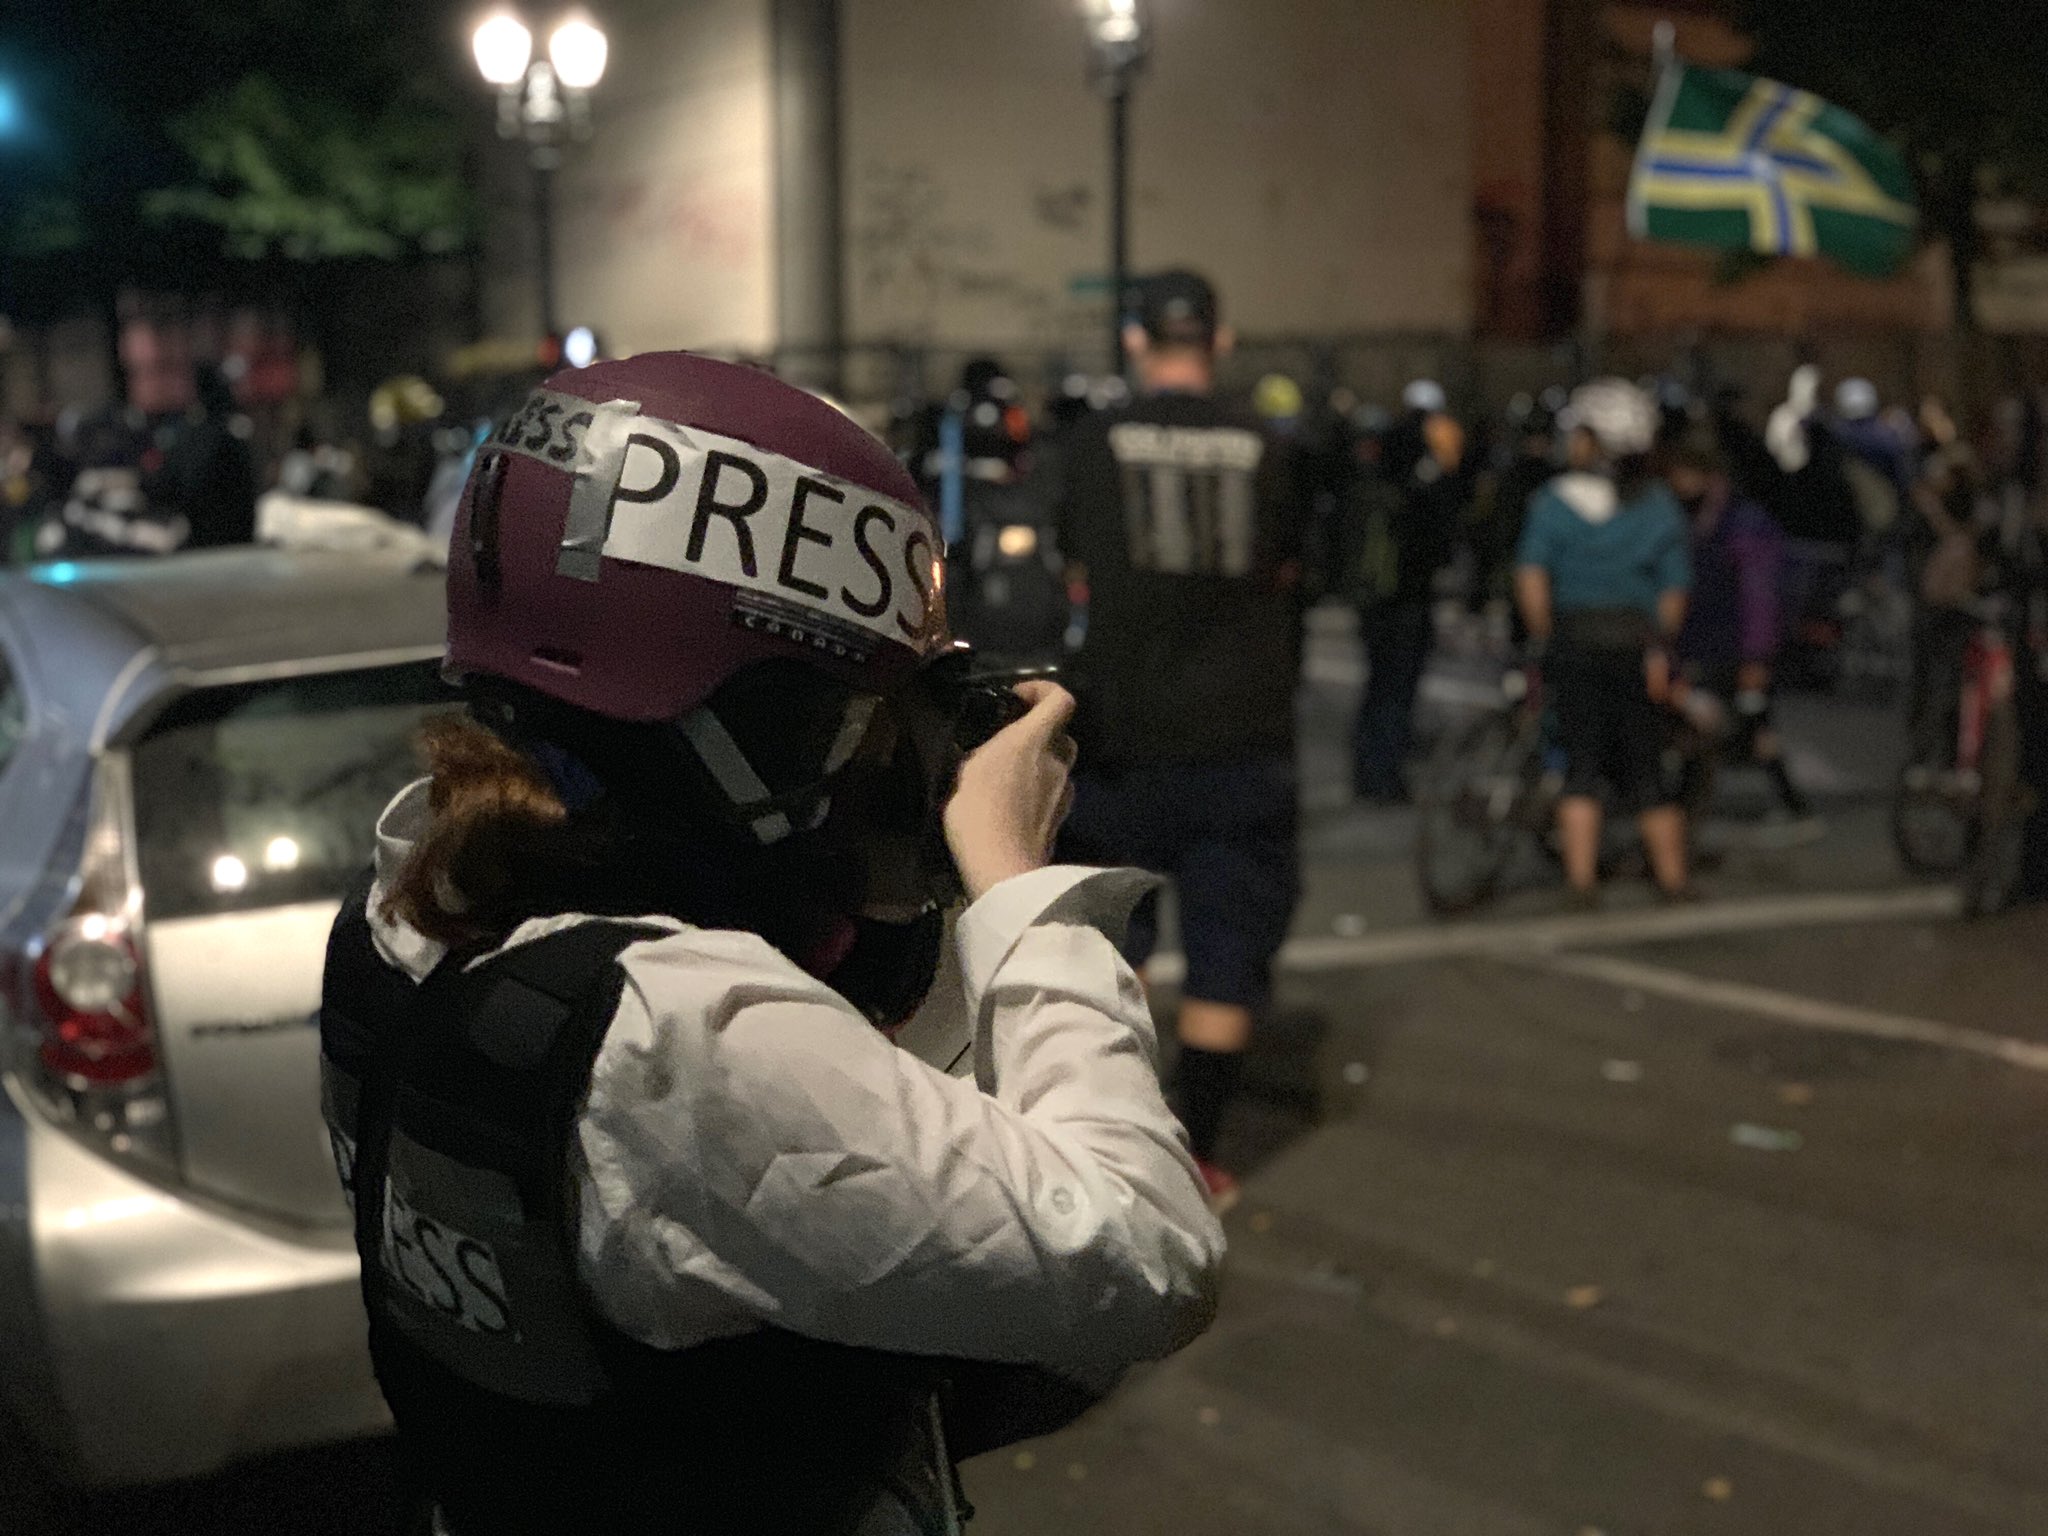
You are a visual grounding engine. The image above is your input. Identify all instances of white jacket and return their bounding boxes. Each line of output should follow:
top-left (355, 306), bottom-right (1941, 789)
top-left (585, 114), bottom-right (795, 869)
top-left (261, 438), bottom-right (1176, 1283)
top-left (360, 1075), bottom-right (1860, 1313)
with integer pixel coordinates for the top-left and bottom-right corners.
top-left (365, 780), bottom-right (1225, 1387)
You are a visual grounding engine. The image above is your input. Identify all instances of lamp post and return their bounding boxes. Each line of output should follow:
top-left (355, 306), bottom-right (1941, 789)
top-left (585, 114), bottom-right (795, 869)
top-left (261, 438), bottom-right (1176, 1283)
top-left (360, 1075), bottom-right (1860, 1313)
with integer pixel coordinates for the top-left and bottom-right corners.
top-left (473, 9), bottom-right (609, 340)
top-left (1082, 0), bottom-right (1149, 372)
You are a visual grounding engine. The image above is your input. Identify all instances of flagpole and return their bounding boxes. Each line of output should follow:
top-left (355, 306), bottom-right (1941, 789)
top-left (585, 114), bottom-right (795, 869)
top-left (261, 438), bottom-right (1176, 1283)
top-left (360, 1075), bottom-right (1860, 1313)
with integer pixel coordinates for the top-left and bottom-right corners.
top-left (1647, 20), bottom-right (1703, 400)
top-left (1628, 26), bottom-right (1684, 245)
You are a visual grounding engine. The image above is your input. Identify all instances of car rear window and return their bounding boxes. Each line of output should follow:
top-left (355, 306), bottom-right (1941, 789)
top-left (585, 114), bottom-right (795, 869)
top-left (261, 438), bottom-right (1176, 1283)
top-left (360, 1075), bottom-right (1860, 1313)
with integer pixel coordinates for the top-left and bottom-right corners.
top-left (130, 663), bottom-right (451, 920)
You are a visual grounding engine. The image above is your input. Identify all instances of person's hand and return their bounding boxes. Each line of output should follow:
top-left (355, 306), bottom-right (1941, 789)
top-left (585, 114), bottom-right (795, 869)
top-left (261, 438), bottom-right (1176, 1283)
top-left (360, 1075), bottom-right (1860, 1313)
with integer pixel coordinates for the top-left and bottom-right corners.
top-left (1644, 648), bottom-right (1672, 705)
top-left (943, 680), bottom-right (1079, 902)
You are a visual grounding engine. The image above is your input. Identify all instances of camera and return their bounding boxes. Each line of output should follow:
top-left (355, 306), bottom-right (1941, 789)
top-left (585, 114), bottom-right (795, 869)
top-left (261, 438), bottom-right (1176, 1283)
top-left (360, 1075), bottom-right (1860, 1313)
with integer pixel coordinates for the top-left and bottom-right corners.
top-left (899, 649), bottom-right (1063, 902)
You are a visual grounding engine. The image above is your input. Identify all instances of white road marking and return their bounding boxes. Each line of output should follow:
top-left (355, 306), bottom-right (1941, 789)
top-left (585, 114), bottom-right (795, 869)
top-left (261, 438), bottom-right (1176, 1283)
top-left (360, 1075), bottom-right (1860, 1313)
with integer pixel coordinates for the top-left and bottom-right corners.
top-left (1146, 884), bottom-right (2048, 1071)
top-left (1145, 886), bottom-right (1960, 984)
top-left (1783, 744), bottom-right (1862, 795)
top-left (1514, 948), bottom-right (2048, 1074)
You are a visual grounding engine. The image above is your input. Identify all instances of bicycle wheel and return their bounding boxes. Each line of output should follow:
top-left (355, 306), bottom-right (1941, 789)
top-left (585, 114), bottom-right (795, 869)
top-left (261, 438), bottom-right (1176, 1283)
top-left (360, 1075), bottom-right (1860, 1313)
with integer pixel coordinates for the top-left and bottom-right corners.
top-left (1961, 703), bottom-right (2029, 918)
top-left (1417, 709), bottom-right (1533, 915)
top-left (1892, 774), bottom-right (1972, 875)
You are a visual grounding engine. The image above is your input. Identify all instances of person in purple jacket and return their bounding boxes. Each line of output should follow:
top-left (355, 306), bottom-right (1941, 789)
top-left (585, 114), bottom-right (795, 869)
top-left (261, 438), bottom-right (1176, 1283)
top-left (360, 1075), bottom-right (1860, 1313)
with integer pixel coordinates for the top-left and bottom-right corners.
top-left (1669, 430), bottom-right (1822, 842)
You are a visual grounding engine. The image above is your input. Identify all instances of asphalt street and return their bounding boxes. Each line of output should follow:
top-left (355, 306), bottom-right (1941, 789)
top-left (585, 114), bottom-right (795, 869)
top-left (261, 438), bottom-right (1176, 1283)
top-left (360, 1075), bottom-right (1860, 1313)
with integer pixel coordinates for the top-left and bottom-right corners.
top-left (966, 907), bottom-right (2048, 1536)
top-left (8, 607), bottom-right (2046, 1535)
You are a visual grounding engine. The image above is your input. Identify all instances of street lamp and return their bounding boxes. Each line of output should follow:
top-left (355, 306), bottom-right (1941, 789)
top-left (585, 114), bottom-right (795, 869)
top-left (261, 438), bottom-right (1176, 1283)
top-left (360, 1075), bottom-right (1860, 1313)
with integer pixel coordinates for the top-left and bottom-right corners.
top-left (1082, 0), bottom-right (1150, 372)
top-left (472, 8), bottom-right (608, 339)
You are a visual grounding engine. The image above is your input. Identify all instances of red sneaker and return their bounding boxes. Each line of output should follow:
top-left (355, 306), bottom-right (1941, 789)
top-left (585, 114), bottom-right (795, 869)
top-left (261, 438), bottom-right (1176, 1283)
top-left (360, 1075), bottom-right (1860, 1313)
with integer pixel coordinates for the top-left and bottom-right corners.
top-left (1196, 1159), bottom-right (1241, 1215)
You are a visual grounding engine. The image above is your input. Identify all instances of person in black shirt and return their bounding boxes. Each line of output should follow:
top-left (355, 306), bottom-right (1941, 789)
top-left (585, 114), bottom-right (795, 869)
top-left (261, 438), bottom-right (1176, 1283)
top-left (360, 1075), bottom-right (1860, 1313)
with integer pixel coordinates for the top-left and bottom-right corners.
top-left (1350, 385), bottom-right (1466, 801)
top-left (152, 365), bottom-right (258, 549)
top-left (1054, 271), bottom-right (1308, 1209)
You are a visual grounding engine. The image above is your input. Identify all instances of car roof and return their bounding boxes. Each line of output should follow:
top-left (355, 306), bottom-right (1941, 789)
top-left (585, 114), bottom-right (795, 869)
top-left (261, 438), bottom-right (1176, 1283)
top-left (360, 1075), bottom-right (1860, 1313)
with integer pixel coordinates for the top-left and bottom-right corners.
top-left (29, 547), bottom-right (447, 672)
top-left (0, 549), bottom-right (447, 743)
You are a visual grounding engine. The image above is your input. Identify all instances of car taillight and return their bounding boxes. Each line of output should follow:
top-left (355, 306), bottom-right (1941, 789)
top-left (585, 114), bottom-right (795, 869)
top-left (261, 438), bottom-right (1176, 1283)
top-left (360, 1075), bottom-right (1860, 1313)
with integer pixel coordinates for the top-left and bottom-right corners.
top-left (34, 915), bottom-right (155, 1085)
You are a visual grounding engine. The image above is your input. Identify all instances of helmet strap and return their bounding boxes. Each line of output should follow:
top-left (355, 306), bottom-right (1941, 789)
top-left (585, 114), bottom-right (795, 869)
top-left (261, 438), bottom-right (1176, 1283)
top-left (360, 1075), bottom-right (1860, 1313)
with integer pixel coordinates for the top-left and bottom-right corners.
top-left (678, 707), bottom-right (833, 845)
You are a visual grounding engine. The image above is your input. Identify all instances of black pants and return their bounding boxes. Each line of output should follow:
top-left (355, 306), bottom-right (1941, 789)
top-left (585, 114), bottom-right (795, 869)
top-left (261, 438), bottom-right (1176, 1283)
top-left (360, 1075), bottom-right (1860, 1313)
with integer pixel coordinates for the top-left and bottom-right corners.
top-left (1061, 756), bottom-right (1299, 1008)
top-left (1353, 602), bottom-right (1433, 799)
top-left (1907, 606), bottom-right (1976, 768)
top-left (1549, 641), bottom-right (1672, 814)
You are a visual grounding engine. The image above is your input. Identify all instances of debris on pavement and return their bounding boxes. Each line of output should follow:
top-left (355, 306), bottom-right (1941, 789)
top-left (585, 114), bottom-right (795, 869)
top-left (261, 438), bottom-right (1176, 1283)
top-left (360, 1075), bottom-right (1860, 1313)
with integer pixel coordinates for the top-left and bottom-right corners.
top-left (1729, 1123), bottom-right (1805, 1152)
top-left (1343, 1060), bottom-right (1371, 1085)
top-left (1066, 1463), bottom-right (1089, 1482)
top-left (1601, 1058), bottom-right (1644, 1083)
top-left (1300, 1260), bottom-right (1364, 1297)
top-left (1702, 1475), bottom-right (1735, 1502)
top-left (1777, 1082), bottom-right (1816, 1107)
top-left (1433, 1317), bottom-right (1460, 1338)
top-left (1012, 1451), bottom-right (1036, 1472)
top-left (1564, 1284), bottom-right (1605, 1310)
top-left (1197, 1407), bottom-right (1221, 1427)
top-left (1248, 1211), bottom-right (1273, 1233)
top-left (1333, 912), bottom-right (1369, 937)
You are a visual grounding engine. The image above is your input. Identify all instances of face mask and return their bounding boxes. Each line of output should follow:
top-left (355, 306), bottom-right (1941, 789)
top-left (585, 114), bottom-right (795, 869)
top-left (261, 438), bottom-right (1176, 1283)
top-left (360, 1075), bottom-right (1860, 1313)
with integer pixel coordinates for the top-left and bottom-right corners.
top-left (825, 909), bottom-right (949, 1031)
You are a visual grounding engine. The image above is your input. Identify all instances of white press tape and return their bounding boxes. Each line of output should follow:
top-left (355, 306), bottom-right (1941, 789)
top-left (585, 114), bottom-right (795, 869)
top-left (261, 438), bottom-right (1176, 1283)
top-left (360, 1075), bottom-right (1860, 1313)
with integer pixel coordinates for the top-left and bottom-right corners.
top-left (491, 389), bottom-right (941, 652)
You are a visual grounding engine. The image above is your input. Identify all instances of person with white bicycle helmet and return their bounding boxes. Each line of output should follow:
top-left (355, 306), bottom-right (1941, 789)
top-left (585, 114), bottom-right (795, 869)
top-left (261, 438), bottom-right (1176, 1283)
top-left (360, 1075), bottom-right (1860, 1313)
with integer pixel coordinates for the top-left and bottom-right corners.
top-left (317, 351), bottom-right (1223, 1535)
top-left (1515, 377), bottom-right (1695, 906)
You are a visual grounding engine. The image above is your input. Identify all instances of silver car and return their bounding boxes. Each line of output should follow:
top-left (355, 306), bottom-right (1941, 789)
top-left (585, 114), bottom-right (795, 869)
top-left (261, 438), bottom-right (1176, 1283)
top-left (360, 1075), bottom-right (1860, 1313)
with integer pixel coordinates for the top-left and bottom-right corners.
top-left (0, 546), bottom-right (448, 1484)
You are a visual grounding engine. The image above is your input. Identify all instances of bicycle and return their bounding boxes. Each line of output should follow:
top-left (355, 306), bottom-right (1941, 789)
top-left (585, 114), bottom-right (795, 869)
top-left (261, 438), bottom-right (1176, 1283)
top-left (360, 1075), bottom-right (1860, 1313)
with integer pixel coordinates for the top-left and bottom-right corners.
top-left (1415, 662), bottom-right (1717, 915)
top-left (1415, 665), bottom-right (1555, 914)
top-left (1892, 597), bottom-right (2034, 916)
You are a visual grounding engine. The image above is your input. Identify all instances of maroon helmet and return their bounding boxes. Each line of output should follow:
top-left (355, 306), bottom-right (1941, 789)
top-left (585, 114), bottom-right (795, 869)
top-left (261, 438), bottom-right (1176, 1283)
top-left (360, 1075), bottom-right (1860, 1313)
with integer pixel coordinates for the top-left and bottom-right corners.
top-left (448, 352), bottom-right (949, 843)
top-left (450, 351), bottom-right (946, 720)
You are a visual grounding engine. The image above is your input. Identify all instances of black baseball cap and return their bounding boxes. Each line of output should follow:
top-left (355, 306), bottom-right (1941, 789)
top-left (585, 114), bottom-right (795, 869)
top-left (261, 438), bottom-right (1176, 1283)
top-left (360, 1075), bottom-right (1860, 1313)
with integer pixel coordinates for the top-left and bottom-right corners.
top-left (1130, 269), bottom-right (1220, 349)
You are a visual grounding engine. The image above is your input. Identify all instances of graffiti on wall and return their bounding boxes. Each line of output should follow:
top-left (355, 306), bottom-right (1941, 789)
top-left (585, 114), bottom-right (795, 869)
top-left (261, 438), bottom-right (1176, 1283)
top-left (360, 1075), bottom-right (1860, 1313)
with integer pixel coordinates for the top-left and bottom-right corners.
top-left (583, 173), bottom-right (765, 273)
top-left (851, 161), bottom-right (1099, 343)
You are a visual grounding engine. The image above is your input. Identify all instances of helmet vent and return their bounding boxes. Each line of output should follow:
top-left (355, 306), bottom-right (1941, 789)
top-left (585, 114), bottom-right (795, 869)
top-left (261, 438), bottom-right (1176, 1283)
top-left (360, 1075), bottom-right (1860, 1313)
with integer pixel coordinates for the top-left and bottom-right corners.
top-left (530, 647), bottom-right (585, 676)
top-left (469, 450), bottom-right (510, 593)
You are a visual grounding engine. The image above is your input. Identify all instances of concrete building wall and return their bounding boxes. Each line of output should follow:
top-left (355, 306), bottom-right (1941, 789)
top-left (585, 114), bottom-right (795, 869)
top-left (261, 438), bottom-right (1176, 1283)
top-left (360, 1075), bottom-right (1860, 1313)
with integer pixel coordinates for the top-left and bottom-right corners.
top-left (840, 0), bottom-right (1476, 360)
top-left (1469, 0), bottom-right (1550, 337)
top-left (479, 0), bottom-right (779, 356)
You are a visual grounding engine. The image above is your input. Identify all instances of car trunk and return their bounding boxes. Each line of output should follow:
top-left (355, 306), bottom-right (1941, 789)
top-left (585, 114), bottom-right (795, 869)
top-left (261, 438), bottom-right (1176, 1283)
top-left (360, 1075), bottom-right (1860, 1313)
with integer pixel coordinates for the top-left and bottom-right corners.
top-left (126, 662), bottom-right (446, 1224)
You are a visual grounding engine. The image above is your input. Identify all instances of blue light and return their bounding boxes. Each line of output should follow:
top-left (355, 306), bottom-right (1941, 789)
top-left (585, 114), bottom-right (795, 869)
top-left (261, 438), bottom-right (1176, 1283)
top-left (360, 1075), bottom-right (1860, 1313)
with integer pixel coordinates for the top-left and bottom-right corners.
top-left (39, 562), bottom-right (82, 585)
top-left (0, 82), bottom-right (21, 140)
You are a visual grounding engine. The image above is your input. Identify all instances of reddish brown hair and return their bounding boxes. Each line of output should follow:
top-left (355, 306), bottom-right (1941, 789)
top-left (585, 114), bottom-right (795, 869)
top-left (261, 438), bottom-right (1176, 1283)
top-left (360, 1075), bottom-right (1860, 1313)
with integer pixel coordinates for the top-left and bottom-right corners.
top-left (382, 714), bottom-right (568, 949)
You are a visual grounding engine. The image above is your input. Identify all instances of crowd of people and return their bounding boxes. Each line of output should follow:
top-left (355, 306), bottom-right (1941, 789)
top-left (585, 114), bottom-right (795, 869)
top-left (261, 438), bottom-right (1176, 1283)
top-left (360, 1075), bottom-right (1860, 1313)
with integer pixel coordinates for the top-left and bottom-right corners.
top-left (902, 319), bottom-right (2048, 911)
top-left (11, 297), bottom-right (2027, 926)
top-left (0, 364), bottom-right (503, 562)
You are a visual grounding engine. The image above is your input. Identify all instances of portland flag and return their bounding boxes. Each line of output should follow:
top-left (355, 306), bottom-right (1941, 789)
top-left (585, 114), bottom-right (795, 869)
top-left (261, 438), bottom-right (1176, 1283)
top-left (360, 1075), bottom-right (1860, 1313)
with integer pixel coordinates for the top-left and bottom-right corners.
top-left (1627, 64), bottom-right (1919, 278)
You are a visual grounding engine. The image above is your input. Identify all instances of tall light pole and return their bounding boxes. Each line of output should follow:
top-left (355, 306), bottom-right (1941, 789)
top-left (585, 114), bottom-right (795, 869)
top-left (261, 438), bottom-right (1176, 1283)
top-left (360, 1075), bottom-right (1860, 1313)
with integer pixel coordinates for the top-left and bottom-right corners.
top-left (473, 9), bottom-right (609, 340)
top-left (1083, 0), bottom-right (1150, 373)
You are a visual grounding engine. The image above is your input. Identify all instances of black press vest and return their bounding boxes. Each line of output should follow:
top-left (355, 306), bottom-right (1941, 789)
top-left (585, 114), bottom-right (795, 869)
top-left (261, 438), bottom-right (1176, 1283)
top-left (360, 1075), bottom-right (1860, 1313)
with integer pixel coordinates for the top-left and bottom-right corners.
top-left (317, 875), bottom-right (961, 1535)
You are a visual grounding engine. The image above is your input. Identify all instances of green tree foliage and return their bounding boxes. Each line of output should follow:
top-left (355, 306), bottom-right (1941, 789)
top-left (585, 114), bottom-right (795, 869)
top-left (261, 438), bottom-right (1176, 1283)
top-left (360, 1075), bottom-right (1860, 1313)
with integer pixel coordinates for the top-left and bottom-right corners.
top-left (144, 75), bottom-right (472, 263)
top-left (0, 0), bottom-right (474, 322)
top-left (1723, 0), bottom-right (2048, 326)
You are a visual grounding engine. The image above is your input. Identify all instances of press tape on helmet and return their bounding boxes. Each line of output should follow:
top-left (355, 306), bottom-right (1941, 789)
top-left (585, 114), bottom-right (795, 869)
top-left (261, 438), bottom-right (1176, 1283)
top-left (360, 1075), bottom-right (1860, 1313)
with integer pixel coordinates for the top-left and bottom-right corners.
top-left (559, 398), bottom-right (641, 582)
top-left (490, 387), bottom-right (943, 655)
